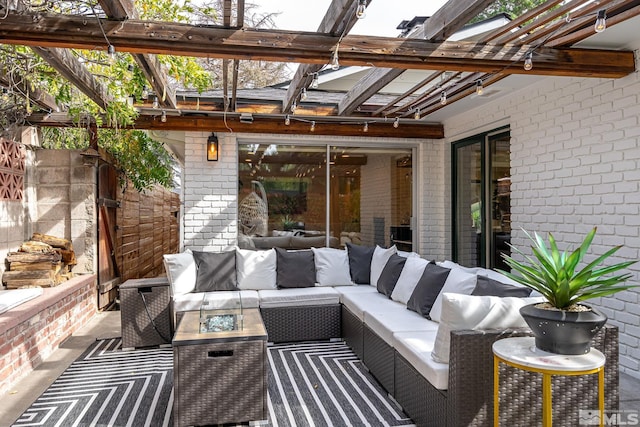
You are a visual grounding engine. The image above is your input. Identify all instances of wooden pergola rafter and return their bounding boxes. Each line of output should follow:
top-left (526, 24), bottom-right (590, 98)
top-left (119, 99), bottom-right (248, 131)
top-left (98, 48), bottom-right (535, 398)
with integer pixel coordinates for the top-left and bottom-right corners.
top-left (1, 0), bottom-right (639, 136)
top-left (282, 0), bottom-right (370, 114)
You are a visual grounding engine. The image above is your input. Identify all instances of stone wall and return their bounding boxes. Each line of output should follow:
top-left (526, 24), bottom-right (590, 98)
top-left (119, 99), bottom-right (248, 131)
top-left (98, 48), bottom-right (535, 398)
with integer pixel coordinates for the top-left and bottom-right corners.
top-left (443, 71), bottom-right (640, 376)
top-left (33, 150), bottom-right (96, 274)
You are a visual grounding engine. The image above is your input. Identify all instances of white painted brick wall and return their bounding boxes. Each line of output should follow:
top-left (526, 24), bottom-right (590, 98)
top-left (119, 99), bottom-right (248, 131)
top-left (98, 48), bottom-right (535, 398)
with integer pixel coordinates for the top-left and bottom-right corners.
top-left (183, 132), bottom-right (239, 251)
top-left (444, 71), bottom-right (640, 376)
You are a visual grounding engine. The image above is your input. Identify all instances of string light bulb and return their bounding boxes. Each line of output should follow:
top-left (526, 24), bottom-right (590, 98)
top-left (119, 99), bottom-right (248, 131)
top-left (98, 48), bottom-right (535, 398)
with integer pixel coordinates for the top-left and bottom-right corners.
top-left (141, 86), bottom-right (149, 100)
top-left (363, 122), bottom-right (369, 132)
top-left (440, 90), bottom-right (447, 105)
top-left (330, 48), bottom-right (340, 71)
top-left (311, 73), bottom-right (319, 89)
top-left (300, 87), bottom-right (308, 101)
top-left (414, 109), bottom-right (420, 120)
top-left (393, 117), bottom-right (399, 128)
top-left (356, 0), bottom-right (367, 19)
top-left (160, 110), bottom-right (167, 123)
top-left (285, 115), bottom-right (291, 126)
top-left (107, 44), bottom-right (116, 64)
top-left (524, 52), bottom-right (533, 71)
top-left (594, 9), bottom-right (607, 33)
top-left (152, 96), bottom-right (159, 109)
top-left (291, 101), bottom-right (297, 113)
top-left (310, 121), bottom-right (316, 132)
top-left (475, 80), bottom-right (484, 96)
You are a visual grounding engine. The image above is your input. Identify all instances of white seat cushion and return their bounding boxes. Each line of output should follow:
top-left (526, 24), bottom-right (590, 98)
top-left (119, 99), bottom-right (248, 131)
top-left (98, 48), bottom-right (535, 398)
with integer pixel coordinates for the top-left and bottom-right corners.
top-left (340, 290), bottom-right (390, 320)
top-left (258, 287), bottom-right (340, 308)
top-left (172, 290), bottom-right (259, 313)
top-left (393, 330), bottom-right (449, 390)
top-left (364, 309), bottom-right (438, 345)
top-left (333, 284), bottom-right (378, 304)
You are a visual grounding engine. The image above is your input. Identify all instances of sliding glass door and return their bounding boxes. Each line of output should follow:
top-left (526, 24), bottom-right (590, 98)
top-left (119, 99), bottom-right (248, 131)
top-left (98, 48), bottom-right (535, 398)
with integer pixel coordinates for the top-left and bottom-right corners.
top-left (238, 142), bottom-right (414, 249)
top-left (452, 129), bottom-right (510, 268)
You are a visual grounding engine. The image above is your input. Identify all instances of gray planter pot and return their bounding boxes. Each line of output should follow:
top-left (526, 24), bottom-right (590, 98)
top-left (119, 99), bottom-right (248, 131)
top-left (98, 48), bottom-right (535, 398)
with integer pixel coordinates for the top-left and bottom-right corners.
top-left (519, 303), bottom-right (607, 355)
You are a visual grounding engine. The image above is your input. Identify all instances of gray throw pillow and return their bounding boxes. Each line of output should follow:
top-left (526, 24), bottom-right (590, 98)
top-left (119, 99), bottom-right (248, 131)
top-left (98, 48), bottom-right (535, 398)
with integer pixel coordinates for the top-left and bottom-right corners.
top-left (275, 248), bottom-right (316, 288)
top-left (192, 250), bottom-right (237, 292)
top-left (346, 243), bottom-right (375, 284)
top-left (376, 253), bottom-right (407, 298)
top-left (472, 275), bottom-right (532, 297)
top-left (407, 262), bottom-right (451, 318)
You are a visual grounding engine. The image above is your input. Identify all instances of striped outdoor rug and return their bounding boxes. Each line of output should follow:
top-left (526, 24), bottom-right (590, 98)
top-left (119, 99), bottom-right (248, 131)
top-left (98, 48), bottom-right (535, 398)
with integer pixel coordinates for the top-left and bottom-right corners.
top-left (14, 339), bottom-right (414, 427)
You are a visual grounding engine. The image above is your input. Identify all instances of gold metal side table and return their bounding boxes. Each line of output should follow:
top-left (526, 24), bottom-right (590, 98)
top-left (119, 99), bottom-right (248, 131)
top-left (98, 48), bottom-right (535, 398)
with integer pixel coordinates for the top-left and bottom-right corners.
top-left (492, 336), bottom-right (605, 427)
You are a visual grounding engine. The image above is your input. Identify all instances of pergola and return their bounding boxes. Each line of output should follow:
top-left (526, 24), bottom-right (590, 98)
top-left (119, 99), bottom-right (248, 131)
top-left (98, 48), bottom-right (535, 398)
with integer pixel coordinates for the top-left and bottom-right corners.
top-left (1, 0), bottom-right (638, 139)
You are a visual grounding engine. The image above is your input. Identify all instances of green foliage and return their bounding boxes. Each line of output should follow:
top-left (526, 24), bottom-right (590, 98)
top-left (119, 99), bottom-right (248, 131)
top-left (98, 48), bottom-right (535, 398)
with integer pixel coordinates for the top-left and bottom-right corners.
top-left (499, 228), bottom-right (637, 309)
top-left (42, 127), bottom-right (175, 192)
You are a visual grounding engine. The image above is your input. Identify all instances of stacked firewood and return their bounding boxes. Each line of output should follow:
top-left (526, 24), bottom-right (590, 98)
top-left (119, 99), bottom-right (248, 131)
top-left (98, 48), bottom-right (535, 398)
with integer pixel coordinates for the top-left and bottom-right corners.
top-left (2, 233), bottom-right (76, 289)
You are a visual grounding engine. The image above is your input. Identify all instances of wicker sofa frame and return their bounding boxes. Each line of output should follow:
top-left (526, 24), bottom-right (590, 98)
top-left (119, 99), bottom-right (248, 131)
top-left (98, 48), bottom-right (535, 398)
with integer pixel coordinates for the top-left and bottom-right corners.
top-left (328, 303), bottom-right (618, 427)
top-left (165, 278), bottom-right (620, 427)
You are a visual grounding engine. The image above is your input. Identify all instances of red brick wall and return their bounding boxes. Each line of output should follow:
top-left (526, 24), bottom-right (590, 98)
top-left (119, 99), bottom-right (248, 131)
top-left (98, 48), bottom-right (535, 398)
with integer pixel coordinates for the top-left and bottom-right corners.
top-left (0, 275), bottom-right (97, 394)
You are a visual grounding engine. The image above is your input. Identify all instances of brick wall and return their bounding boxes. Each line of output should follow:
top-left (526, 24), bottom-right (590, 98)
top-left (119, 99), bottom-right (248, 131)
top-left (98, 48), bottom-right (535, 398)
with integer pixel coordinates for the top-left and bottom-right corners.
top-left (183, 132), bottom-right (239, 251)
top-left (443, 71), bottom-right (640, 376)
top-left (0, 274), bottom-right (97, 394)
top-left (415, 139), bottom-right (450, 262)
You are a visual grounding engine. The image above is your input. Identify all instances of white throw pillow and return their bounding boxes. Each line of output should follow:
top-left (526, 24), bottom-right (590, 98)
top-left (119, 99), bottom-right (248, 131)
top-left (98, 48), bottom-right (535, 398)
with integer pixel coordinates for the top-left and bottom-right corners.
top-left (431, 293), bottom-right (544, 363)
top-left (312, 247), bottom-right (354, 286)
top-left (398, 250), bottom-right (420, 258)
top-left (163, 250), bottom-right (196, 296)
top-left (390, 256), bottom-right (430, 304)
top-left (236, 248), bottom-right (277, 290)
top-left (428, 268), bottom-right (478, 322)
top-left (370, 245), bottom-right (397, 287)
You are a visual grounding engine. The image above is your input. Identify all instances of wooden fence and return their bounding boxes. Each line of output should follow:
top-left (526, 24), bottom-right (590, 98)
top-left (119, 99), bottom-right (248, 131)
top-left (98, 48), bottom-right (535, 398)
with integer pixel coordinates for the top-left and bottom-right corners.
top-left (115, 183), bottom-right (180, 282)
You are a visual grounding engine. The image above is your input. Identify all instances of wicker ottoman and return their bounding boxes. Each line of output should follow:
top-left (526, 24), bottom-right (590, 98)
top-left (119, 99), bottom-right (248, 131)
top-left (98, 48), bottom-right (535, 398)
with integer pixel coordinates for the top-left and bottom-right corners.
top-left (120, 277), bottom-right (172, 349)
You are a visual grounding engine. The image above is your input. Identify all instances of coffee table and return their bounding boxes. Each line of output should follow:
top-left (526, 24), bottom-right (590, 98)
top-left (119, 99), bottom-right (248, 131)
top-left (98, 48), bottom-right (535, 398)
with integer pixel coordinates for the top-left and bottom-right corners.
top-left (172, 308), bottom-right (268, 426)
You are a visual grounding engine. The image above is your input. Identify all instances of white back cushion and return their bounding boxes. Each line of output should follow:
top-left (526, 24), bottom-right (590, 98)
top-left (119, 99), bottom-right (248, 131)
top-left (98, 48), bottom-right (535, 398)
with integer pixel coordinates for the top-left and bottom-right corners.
top-left (236, 248), bottom-right (277, 290)
top-left (432, 293), bottom-right (543, 363)
top-left (428, 268), bottom-right (477, 322)
top-left (163, 250), bottom-right (197, 295)
top-left (370, 245), bottom-right (397, 287)
top-left (390, 256), bottom-right (430, 304)
top-left (312, 247), bottom-right (354, 286)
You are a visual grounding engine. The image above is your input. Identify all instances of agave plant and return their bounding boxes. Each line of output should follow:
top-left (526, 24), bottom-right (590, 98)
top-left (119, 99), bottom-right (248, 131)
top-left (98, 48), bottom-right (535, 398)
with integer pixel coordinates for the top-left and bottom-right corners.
top-left (499, 227), bottom-right (637, 310)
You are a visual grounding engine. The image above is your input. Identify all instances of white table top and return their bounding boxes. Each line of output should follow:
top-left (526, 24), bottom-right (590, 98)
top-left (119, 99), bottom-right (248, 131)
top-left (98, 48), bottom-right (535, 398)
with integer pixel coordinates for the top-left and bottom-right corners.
top-left (492, 337), bottom-right (605, 372)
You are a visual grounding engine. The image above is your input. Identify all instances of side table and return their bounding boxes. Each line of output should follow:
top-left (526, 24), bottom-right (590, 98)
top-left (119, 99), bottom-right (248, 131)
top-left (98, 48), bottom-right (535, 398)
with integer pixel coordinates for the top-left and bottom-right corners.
top-left (173, 308), bottom-right (268, 427)
top-left (493, 336), bottom-right (605, 427)
top-left (120, 277), bottom-right (173, 349)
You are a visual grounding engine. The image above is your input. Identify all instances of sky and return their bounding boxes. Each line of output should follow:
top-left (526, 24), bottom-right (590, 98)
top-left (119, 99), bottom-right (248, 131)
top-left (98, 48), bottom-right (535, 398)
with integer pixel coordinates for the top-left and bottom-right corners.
top-left (253, 0), bottom-right (449, 36)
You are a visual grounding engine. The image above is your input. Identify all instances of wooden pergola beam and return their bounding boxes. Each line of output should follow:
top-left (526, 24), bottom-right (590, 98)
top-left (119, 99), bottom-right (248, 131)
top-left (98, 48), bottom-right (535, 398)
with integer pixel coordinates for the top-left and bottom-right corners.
top-left (98, 0), bottom-right (177, 109)
top-left (0, 13), bottom-right (633, 78)
top-left (283, 0), bottom-right (366, 113)
top-left (338, 0), bottom-right (508, 116)
top-left (26, 112), bottom-right (445, 139)
top-left (31, 46), bottom-right (111, 110)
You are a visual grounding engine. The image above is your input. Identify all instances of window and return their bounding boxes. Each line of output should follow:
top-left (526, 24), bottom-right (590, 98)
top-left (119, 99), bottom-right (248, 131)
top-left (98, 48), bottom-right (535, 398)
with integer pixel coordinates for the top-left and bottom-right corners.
top-left (238, 142), bottom-right (413, 249)
top-left (452, 129), bottom-right (510, 268)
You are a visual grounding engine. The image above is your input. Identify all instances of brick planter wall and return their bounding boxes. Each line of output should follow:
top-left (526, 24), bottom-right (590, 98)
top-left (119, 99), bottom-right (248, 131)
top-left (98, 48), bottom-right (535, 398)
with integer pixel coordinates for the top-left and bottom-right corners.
top-left (0, 274), bottom-right (97, 394)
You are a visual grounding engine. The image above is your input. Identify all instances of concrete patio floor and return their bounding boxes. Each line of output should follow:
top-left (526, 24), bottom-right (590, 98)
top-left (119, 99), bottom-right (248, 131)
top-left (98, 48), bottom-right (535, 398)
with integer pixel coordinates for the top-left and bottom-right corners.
top-left (1, 309), bottom-right (639, 426)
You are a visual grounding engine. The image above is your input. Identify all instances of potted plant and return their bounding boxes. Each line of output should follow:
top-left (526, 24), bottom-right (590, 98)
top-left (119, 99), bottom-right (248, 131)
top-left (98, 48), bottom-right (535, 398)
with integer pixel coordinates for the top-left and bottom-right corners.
top-left (499, 227), bottom-right (637, 354)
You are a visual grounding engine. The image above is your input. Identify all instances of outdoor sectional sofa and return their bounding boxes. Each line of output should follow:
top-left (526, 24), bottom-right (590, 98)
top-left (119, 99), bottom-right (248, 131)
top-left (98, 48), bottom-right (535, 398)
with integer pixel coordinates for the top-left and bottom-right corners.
top-left (161, 244), bottom-right (619, 427)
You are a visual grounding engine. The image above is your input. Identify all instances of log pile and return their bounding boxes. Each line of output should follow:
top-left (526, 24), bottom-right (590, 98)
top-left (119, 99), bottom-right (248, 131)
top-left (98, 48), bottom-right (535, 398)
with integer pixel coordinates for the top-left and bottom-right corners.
top-left (2, 233), bottom-right (76, 288)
